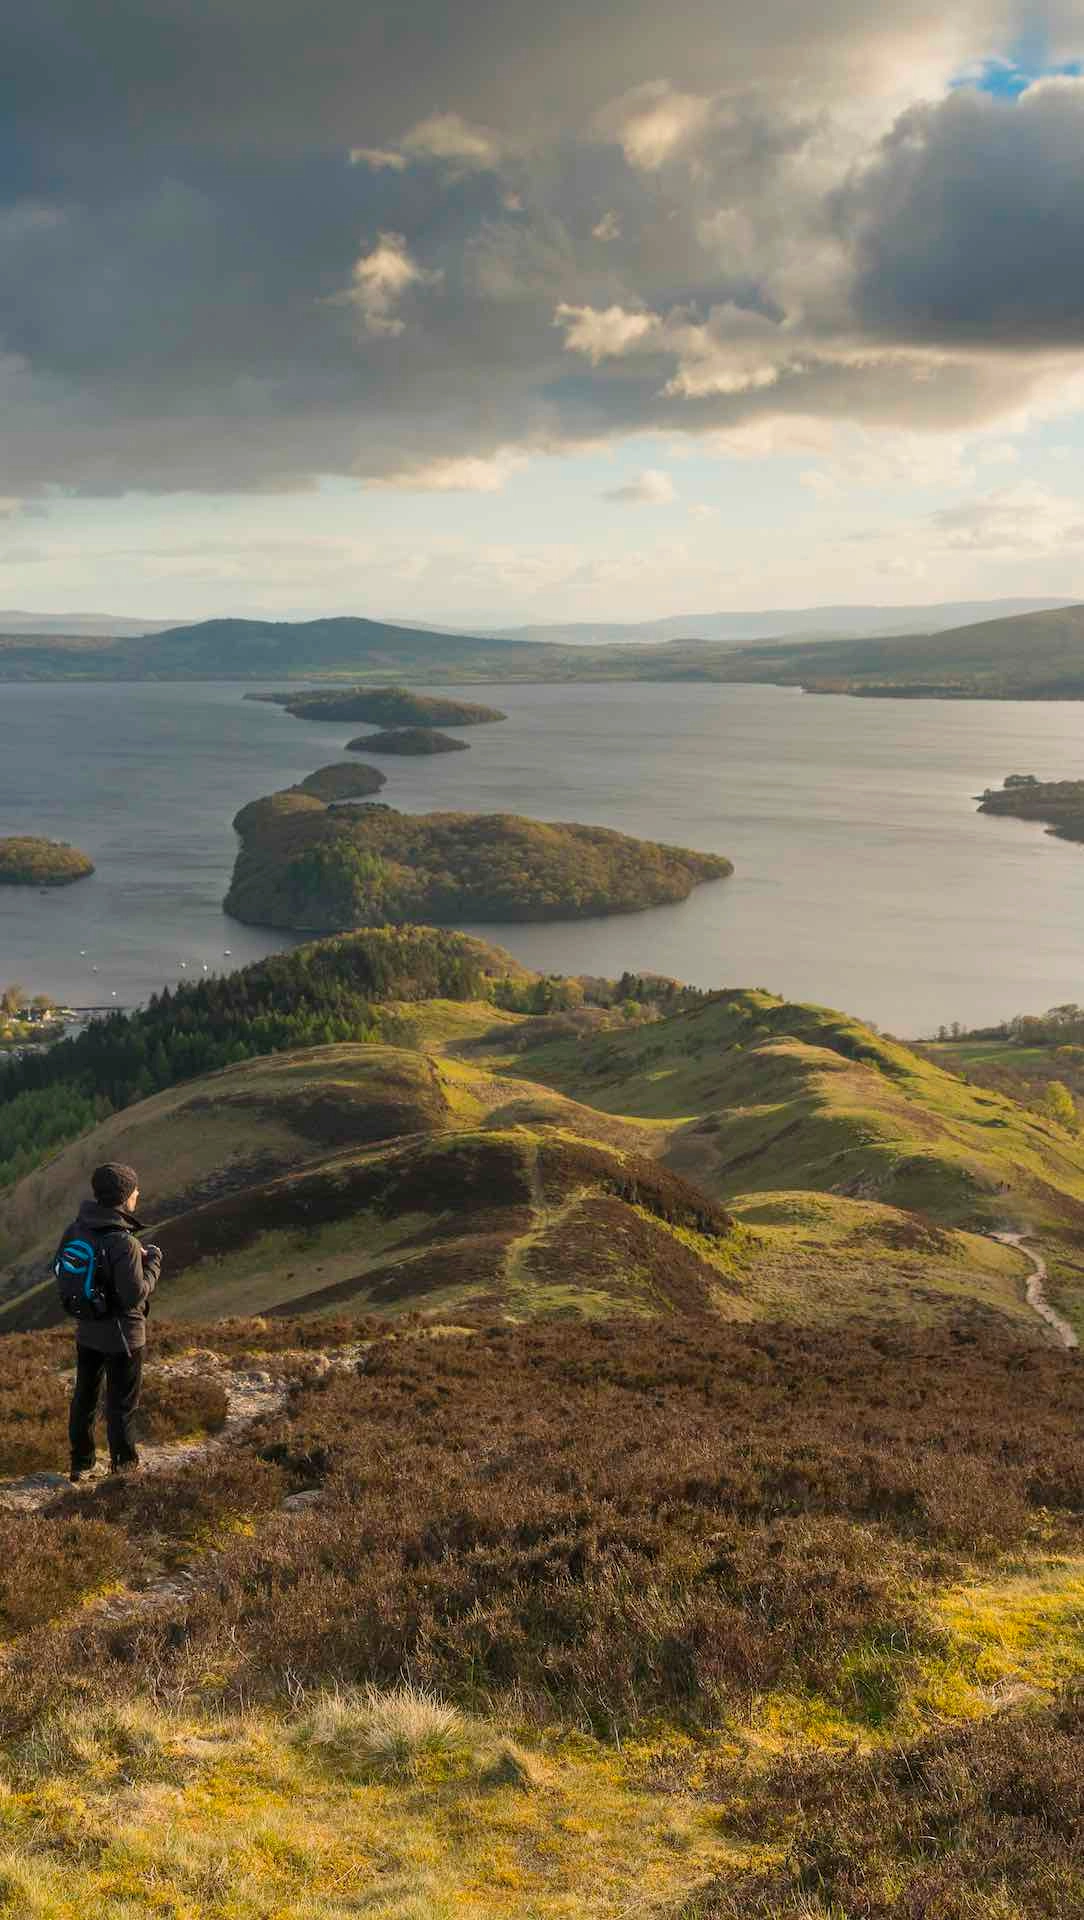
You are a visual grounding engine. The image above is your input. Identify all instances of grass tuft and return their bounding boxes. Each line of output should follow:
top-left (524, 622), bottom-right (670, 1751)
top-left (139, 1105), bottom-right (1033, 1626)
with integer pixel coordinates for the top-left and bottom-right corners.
top-left (295, 1685), bottom-right (475, 1783)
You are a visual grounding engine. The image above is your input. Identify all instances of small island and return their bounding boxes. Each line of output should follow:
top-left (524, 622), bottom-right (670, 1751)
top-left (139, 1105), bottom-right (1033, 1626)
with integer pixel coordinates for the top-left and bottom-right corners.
top-left (978, 777), bottom-right (1084, 845)
top-left (257, 685), bottom-right (507, 727)
top-left (225, 792), bottom-right (733, 931)
top-left (348, 728), bottom-right (470, 756)
top-left (294, 762), bottom-right (387, 801)
top-left (0, 836), bottom-right (95, 887)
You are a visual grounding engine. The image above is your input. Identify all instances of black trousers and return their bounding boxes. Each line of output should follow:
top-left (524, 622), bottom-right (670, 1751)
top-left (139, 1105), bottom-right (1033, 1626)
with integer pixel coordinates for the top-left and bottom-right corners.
top-left (69, 1345), bottom-right (144, 1470)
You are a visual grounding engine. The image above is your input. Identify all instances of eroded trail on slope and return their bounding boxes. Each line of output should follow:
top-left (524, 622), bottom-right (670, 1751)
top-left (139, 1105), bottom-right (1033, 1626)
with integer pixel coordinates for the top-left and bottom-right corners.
top-left (0, 1346), bottom-right (377, 1631)
top-left (0, 1356), bottom-right (290, 1516)
top-left (992, 1231), bottom-right (1079, 1350)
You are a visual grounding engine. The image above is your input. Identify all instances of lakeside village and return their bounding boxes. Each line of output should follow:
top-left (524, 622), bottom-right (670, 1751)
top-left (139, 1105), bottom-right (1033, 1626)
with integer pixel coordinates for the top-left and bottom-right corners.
top-left (0, 985), bottom-right (81, 1055)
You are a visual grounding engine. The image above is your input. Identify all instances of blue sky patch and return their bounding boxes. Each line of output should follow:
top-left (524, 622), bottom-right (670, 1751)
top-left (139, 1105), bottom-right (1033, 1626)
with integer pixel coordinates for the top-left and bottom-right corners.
top-left (955, 46), bottom-right (1083, 98)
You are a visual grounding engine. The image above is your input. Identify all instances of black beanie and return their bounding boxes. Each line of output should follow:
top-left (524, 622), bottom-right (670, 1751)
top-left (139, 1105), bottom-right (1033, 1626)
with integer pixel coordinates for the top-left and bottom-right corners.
top-left (91, 1162), bottom-right (139, 1208)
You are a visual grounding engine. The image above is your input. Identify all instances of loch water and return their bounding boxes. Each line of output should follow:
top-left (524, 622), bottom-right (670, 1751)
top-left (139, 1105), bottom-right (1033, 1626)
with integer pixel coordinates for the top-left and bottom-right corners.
top-left (0, 677), bottom-right (1081, 1035)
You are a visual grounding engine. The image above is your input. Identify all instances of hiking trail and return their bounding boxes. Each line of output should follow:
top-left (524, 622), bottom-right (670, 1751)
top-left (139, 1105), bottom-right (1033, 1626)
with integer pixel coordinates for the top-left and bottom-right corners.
top-left (0, 1341), bottom-right (371, 1517)
top-left (0, 1344), bottom-right (376, 1628)
top-left (992, 1231), bottom-right (1079, 1351)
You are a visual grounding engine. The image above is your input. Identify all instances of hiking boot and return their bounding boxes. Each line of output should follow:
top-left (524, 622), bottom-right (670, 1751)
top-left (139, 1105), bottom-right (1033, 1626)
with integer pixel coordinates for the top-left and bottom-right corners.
top-left (108, 1456), bottom-right (140, 1476)
top-left (70, 1462), bottom-right (105, 1485)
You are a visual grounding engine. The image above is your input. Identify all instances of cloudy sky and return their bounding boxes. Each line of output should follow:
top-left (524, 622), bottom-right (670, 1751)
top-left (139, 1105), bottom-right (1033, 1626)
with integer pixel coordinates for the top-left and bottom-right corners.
top-left (3, 0), bottom-right (1084, 626)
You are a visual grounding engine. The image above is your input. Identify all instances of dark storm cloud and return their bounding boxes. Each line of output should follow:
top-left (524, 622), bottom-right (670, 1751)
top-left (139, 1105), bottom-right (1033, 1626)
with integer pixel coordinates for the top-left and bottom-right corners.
top-left (0, 0), bottom-right (987, 148)
top-left (841, 80), bottom-right (1084, 344)
top-left (0, 0), bottom-right (1080, 494)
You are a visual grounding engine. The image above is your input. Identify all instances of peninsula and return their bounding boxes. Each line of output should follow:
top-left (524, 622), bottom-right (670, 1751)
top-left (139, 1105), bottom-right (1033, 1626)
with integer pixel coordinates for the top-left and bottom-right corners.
top-left (259, 685), bottom-right (507, 726)
top-left (0, 836), bottom-right (94, 886)
top-left (224, 792), bottom-right (732, 931)
top-left (978, 776), bottom-right (1084, 845)
top-left (348, 727), bottom-right (469, 756)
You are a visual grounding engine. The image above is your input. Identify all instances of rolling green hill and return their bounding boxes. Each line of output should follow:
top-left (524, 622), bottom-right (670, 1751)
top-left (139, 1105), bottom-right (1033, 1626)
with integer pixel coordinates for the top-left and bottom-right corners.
top-left (714, 602), bottom-right (1084, 698)
top-left (485, 987), bottom-right (1084, 1339)
top-left (4, 967), bottom-right (1078, 1341)
top-left (5, 601), bottom-right (1084, 696)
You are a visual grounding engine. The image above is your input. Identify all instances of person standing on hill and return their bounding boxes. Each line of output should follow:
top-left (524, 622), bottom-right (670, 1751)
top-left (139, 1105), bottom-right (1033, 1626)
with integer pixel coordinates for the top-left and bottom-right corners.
top-left (56, 1163), bottom-right (162, 1482)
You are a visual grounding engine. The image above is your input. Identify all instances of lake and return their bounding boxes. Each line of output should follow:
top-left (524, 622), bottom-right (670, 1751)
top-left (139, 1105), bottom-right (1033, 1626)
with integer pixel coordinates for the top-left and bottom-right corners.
top-left (0, 678), bottom-right (1081, 1036)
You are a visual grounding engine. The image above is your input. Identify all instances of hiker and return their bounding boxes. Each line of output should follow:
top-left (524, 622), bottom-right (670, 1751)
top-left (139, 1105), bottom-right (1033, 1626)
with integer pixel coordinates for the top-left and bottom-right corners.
top-left (55, 1163), bottom-right (162, 1482)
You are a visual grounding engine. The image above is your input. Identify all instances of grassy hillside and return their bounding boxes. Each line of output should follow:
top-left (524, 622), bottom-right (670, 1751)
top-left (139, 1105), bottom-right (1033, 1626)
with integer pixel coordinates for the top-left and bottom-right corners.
top-left (4, 939), bottom-right (1084, 1341)
top-left (225, 798), bottom-right (734, 932)
top-left (714, 602), bottom-right (1084, 699)
top-left (505, 988), bottom-right (1084, 1219)
top-left (491, 988), bottom-right (1084, 1339)
top-left (1, 983), bottom-right (1068, 1343)
top-left (0, 927), bottom-right (523, 1189)
top-left (0, 1043), bottom-right (461, 1285)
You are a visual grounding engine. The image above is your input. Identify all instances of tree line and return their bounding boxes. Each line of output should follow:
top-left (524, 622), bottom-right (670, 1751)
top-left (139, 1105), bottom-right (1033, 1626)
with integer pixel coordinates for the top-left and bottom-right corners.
top-left (0, 930), bottom-right (491, 1189)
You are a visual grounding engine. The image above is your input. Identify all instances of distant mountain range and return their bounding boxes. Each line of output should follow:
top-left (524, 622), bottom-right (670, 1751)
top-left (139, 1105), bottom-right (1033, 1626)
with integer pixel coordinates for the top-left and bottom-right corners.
top-left (0, 609), bottom-right (172, 638)
top-left (2, 598), bottom-right (1084, 696)
top-left (0, 596), bottom-right (1069, 647)
top-left (481, 598), bottom-right (1072, 646)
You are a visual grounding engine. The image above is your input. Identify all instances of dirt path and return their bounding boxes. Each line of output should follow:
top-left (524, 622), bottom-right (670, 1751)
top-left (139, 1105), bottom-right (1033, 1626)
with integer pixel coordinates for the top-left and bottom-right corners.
top-left (992, 1231), bottom-right (1079, 1350)
top-left (0, 1356), bottom-right (292, 1515)
top-left (0, 1347), bottom-right (377, 1629)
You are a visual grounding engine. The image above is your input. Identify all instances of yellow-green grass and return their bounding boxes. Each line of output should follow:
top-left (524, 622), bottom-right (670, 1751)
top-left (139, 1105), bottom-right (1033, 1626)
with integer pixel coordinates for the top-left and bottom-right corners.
top-left (0, 1045), bottom-right (456, 1285)
top-left (434, 1051), bottom-right (660, 1153)
top-left (0, 1698), bottom-right (754, 1920)
top-left (0, 1120), bottom-right (739, 1328)
top-left (0, 1539), bottom-right (1077, 1920)
top-left (143, 1125), bottom-right (742, 1324)
top-left (509, 990), bottom-right (1084, 1238)
top-left (919, 1554), bottom-right (1084, 1719)
top-left (614, 1550), bottom-right (1084, 1774)
top-left (1, 1007), bottom-right (1069, 1338)
top-left (150, 1210), bottom-right (440, 1320)
top-left (374, 998), bottom-right (528, 1053)
top-left (728, 1190), bottom-right (1038, 1334)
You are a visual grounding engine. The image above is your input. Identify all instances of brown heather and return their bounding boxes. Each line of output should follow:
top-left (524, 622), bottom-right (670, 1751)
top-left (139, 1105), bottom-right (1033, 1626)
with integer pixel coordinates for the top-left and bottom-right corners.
top-left (696, 1689), bottom-right (1084, 1917)
top-left (0, 1316), bottom-right (1078, 1745)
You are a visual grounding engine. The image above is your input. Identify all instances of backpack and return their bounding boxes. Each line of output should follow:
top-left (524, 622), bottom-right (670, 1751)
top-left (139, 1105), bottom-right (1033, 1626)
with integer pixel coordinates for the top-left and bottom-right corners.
top-left (54, 1229), bottom-right (118, 1321)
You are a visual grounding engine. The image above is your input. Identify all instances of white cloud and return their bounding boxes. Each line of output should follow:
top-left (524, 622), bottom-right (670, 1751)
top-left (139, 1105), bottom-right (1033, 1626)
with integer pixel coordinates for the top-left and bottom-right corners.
top-left (926, 484), bottom-right (1084, 554)
top-left (605, 468), bottom-right (677, 504)
top-left (401, 112), bottom-right (499, 167)
top-left (349, 146), bottom-right (407, 171)
top-left (350, 112), bottom-right (498, 178)
top-left (596, 80), bottom-right (713, 169)
top-left (370, 449), bottom-right (528, 492)
top-left (554, 302), bottom-right (658, 363)
top-left (341, 232), bottom-right (440, 336)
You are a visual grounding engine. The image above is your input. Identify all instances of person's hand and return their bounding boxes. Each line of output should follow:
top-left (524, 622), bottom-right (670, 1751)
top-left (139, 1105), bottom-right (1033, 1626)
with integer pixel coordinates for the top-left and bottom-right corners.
top-left (142, 1242), bottom-right (161, 1261)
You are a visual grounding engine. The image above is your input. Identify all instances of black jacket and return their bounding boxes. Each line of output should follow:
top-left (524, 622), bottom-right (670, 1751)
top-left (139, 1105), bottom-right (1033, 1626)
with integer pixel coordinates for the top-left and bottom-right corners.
top-left (64, 1200), bottom-right (161, 1354)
